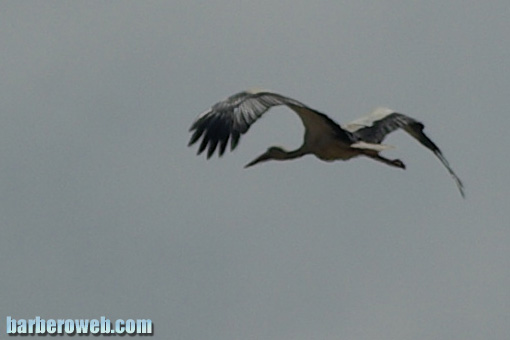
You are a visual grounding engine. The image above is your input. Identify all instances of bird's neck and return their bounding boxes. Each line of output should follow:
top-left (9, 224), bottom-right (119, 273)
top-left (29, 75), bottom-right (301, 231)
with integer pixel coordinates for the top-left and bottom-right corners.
top-left (279, 147), bottom-right (307, 160)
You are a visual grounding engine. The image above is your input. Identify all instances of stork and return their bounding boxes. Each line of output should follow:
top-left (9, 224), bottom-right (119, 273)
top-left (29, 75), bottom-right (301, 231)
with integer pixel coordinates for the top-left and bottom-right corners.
top-left (188, 89), bottom-right (464, 197)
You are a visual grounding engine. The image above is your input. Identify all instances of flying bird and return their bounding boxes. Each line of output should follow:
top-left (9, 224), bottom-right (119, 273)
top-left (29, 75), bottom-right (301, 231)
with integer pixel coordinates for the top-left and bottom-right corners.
top-left (188, 89), bottom-right (464, 197)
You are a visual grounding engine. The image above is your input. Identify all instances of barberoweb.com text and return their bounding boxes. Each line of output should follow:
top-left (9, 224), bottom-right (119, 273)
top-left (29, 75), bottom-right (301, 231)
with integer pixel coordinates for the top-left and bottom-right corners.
top-left (6, 316), bottom-right (153, 335)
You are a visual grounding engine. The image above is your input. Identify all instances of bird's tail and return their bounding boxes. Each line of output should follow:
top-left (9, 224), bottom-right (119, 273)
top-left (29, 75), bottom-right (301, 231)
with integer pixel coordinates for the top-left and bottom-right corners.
top-left (350, 141), bottom-right (394, 152)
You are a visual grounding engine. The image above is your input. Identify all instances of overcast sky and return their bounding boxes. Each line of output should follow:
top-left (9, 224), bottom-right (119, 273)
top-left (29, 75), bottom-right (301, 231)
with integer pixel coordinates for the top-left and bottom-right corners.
top-left (1, 1), bottom-right (509, 339)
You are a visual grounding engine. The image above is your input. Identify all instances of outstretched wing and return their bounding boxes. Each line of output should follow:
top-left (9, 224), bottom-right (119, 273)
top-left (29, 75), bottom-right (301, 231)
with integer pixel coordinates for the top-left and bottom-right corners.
top-left (188, 89), bottom-right (351, 158)
top-left (344, 107), bottom-right (465, 197)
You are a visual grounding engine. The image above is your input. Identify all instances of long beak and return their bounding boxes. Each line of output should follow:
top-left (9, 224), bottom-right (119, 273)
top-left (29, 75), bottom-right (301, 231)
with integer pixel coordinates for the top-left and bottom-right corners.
top-left (244, 152), bottom-right (271, 168)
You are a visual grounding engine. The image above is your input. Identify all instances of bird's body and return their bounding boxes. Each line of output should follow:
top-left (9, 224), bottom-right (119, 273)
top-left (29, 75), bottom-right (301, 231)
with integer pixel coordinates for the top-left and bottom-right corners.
top-left (188, 89), bottom-right (464, 197)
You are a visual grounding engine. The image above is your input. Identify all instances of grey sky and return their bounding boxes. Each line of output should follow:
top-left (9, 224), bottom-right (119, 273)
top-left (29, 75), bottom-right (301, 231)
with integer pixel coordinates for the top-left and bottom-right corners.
top-left (1, 1), bottom-right (509, 339)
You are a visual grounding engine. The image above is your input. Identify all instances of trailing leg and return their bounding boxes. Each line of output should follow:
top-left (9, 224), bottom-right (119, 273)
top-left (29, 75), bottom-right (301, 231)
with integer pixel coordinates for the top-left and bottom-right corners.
top-left (366, 153), bottom-right (406, 169)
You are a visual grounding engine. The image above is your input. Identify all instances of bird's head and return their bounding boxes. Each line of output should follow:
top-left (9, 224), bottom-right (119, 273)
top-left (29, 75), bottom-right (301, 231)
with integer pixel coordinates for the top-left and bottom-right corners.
top-left (244, 146), bottom-right (287, 168)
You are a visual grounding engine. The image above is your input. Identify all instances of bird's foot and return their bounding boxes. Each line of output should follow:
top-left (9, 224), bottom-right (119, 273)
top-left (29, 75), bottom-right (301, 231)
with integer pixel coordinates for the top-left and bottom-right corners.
top-left (392, 159), bottom-right (406, 169)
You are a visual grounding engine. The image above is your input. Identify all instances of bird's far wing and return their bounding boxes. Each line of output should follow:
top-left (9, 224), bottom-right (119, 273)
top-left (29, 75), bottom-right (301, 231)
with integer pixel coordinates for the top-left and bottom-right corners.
top-left (188, 89), bottom-right (308, 158)
top-left (344, 107), bottom-right (465, 197)
top-left (342, 107), bottom-right (409, 143)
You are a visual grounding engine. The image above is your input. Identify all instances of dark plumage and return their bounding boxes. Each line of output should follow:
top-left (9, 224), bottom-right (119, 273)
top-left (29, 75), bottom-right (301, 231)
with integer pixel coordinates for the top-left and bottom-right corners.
top-left (189, 89), bottom-right (464, 197)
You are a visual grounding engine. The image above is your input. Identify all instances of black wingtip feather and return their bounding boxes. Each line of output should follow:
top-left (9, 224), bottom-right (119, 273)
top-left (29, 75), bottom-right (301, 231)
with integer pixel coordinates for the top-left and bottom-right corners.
top-left (207, 138), bottom-right (219, 158)
top-left (197, 132), bottom-right (209, 154)
top-left (188, 128), bottom-right (204, 146)
top-left (230, 131), bottom-right (240, 151)
top-left (214, 120), bottom-right (230, 157)
top-left (218, 134), bottom-right (229, 156)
